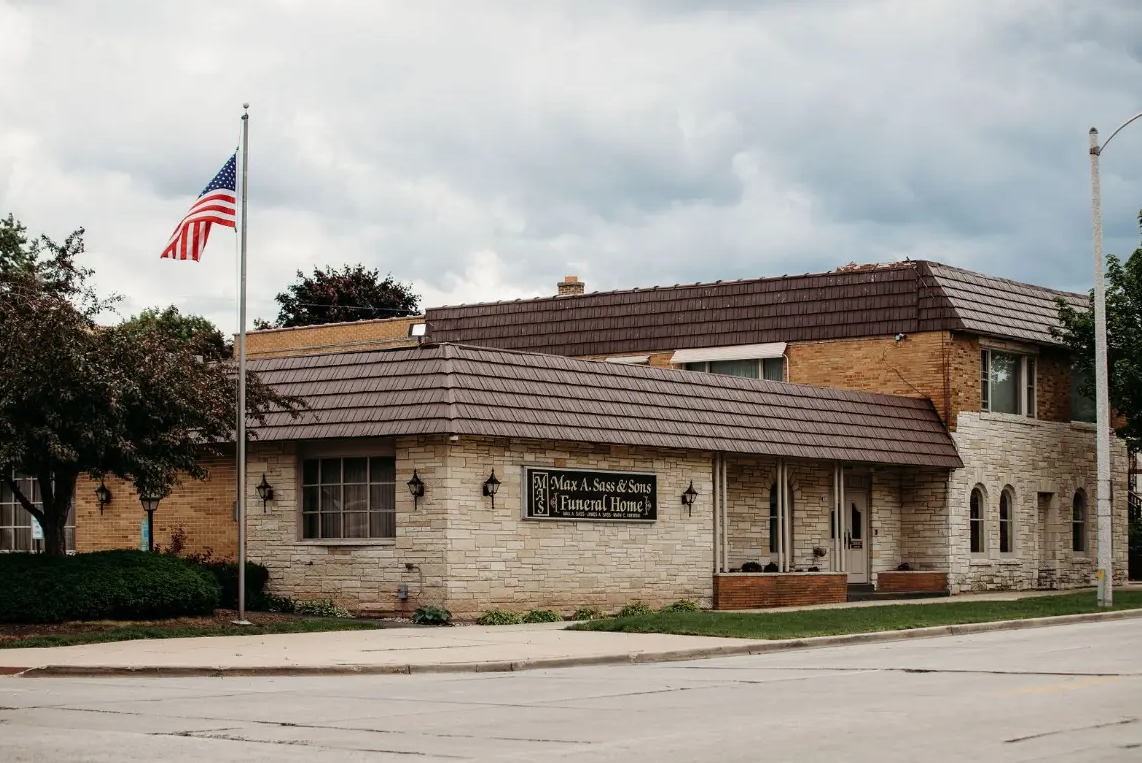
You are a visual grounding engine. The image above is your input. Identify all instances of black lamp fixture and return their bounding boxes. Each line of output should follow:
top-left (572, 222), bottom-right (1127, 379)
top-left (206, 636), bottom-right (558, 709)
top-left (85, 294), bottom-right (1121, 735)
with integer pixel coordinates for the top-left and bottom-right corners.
top-left (255, 473), bottom-right (274, 513)
top-left (482, 469), bottom-right (501, 509)
top-left (681, 480), bottom-right (699, 517)
top-left (407, 469), bottom-right (425, 510)
top-left (139, 494), bottom-right (161, 552)
top-left (95, 480), bottom-right (113, 515)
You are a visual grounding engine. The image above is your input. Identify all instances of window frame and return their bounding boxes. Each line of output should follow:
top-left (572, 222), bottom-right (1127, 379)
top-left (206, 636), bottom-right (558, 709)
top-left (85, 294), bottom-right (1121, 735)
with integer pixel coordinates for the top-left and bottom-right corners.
top-left (299, 454), bottom-right (397, 543)
top-left (998, 488), bottom-right (1015, 555)
top-left (0, 472), bottom-right (76, 553)
top-left (980, 348), bottom-right (1036, 418)
top-left (684, 357), bottom-right (785, 382)
top-left (969, 486), bottom-right (986, 555)
top-left (1072, 491), bottom-right (1088, 555)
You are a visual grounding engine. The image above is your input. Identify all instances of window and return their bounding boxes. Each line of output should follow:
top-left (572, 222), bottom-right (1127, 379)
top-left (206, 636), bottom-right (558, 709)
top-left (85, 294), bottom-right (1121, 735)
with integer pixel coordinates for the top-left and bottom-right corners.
top-left (980, 349), bottom-right (1035, 417)
top-left (970, 487), bottom-right (986, 553)
top-left (1072, 492), bottom-right (1087, 554)
top-left (301, 456), bottom-right (396, 540)
top-left (1071, 366), bottom-right (1096, 423)
top-left (999, 489), bottom-right (1014, 554)
top-left (0, 473), bottom-right (76, 552)
top-left (768, 481), bottom-right (793, 554)
top-left (685, 357), bottom-right (784, 381)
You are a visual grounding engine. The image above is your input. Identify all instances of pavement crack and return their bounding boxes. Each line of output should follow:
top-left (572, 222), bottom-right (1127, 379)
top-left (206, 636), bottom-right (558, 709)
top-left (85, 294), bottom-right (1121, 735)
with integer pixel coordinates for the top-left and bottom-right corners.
top-left (163, 730), bottom-right (467, 757)
top-left (1004, 717), bottom-right (1138, 743)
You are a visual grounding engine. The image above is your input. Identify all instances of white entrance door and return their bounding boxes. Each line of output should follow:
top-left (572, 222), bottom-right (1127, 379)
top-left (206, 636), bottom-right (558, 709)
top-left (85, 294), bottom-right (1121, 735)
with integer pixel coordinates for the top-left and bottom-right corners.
top-left (846, 491), bottom-right (869, 584)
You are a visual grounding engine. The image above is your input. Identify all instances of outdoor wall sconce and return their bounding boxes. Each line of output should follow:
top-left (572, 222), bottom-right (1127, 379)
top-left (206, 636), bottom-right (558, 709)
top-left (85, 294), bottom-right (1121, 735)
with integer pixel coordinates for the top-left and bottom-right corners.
top-left (139, 494), bottom-right (161, 553)
top-left (681, 481), bottom-right (699, 517)
top-left (482, 469), bottom-right (501, 509)
top-left (255, 473), bottom-right (274, 513)
top-left (95, 480), bottom-right (113, 515)
top-left (407, 470), bottom-right (425, 510)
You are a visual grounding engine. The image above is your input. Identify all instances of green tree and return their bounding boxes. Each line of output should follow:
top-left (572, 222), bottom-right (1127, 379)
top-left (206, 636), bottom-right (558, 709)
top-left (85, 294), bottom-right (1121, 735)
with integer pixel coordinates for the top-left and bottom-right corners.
top-left (122, 306), bottom-right (233, 360)
top-left (256, 264), bottom-right (420, 329)
top-left (0, 213), bottom-right (34, 273)
top-left (1055, 214), bottom-right (1142, 451)
top-left (0, 216), bottom-right (302, 556)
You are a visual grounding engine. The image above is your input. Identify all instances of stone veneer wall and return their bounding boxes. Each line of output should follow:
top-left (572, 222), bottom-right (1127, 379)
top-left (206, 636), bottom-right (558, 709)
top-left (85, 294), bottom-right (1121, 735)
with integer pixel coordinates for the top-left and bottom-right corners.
top-left (948, 413), bottom-right (1129, 593)
top-left (245, 436), bottom-right (713, 618)
top-left (245, 437), bottom-right (451, 617)
top-left (442, 438), bottom-right (713, 618)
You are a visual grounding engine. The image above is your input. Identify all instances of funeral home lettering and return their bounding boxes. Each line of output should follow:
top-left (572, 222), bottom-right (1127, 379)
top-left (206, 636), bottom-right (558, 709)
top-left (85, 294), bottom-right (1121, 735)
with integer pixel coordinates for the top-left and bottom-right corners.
top-left (524, 467), bottom-right (657, 522)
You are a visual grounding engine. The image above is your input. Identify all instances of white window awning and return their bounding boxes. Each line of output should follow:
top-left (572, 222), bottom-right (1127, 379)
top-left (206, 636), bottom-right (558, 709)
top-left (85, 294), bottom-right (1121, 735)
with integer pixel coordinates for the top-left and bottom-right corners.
top-left (669, 342), bottom-right (787, 365)
top-left (604, 355), bottom-right (650, 365)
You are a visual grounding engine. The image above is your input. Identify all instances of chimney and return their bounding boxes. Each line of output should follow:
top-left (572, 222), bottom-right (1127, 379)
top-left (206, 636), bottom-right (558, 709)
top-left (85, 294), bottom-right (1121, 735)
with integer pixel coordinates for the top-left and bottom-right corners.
top-left (557, 275), bottom-right (585, 296)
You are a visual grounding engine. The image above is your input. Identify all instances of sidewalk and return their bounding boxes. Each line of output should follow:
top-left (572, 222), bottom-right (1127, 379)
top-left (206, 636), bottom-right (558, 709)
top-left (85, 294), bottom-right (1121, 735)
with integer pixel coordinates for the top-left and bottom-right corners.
top-left (2, 587), bottom-right (1140, 677)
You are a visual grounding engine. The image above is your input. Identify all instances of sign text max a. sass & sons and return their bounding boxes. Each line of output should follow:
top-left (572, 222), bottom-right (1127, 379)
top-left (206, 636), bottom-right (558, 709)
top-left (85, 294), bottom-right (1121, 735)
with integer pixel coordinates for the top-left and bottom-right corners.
top-left (523, 467), bottom-right (657, 522)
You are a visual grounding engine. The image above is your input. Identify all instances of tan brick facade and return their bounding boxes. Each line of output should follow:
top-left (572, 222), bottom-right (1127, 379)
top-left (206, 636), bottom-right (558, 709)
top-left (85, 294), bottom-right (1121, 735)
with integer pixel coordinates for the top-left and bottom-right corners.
top-left (244, 315), bottom-right (421, 359)
top-left (75, 454), bottom-right (237, 559)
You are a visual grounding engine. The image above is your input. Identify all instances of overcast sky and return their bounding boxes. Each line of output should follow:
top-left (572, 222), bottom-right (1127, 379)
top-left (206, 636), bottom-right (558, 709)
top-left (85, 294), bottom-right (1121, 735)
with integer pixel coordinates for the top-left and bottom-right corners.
top-left (3, 0), bottom-right (1142, 333)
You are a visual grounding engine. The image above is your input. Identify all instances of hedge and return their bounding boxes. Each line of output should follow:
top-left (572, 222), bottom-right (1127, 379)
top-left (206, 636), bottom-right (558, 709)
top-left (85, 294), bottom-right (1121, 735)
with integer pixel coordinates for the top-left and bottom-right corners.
top-left (194, 561), bottom-right (270, 610)
top-left (0, 550), bottom-right (222, 623)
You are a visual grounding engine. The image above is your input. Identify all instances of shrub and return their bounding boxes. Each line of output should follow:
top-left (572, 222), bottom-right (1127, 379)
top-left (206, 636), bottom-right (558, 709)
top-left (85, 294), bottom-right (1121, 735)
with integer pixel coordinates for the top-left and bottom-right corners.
top-left (740, 561), bottom-right (763, 573)
top-left (0, 550), bottom-right (221, 624)
top-left (293, 599), bottom-right (352, 618)
top-left (571, 607), bottom-right (604, 621)
top-left (476, 609), bottom-right (524, 625)
top-left (260, 594), bottom-right (297, 613)
top-left (412, 605), bottom-right (453, 626)
top-left (660, 599), bottom-right (699, 613)
top-left (195, 561), bottom-right (271, 610)
top-left (616, 602), bottom-right (653, 618)
top-left (763, 562), bottom-right (779, 572)
top-left (522, 609), bottom-right (563, 623)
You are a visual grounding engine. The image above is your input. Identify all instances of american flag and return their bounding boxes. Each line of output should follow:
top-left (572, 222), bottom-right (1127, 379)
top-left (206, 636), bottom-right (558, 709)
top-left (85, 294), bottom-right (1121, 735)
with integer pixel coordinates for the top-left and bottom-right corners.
top-left (160, 154), bottom-right (237, 261)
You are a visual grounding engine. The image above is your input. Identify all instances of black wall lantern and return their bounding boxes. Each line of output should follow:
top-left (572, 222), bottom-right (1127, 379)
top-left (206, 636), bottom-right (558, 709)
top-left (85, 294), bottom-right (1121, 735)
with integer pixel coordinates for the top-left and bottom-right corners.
top-left (482, 469), bottom-right (501, 509)
top-left (681, 480), bottom-right (699, 517)
top-left (255, 473), bottom-right (274, 513)
top-left (95, 480), bottom-right (112, 515)
top-left (139, 494), bottom-right (161, 552)
top-left (407, 469), bottom-right (425, 509)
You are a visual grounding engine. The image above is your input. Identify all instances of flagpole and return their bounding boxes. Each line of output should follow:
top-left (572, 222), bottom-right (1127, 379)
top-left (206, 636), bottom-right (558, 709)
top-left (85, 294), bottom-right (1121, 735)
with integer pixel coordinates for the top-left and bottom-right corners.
top-left (234, 103), bottom-right (251, 626)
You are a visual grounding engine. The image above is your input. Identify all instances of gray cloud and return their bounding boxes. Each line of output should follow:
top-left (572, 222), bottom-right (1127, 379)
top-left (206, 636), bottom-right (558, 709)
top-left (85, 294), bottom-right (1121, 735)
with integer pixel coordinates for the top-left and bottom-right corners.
top-left (2, 0), bottom-right (1142, 331)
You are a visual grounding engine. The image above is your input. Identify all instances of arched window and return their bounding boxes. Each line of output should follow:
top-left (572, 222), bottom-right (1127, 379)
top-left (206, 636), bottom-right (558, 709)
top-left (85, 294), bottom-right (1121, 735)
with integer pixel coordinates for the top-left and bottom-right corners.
top-left (970, 487), bottom-right (986, 554)
top-left (769, 481), bottom-right (793, 554)
top-left (999, 488), bottom-right (1014, 554)
top-left (1072, 492), bottom-right (1087, 554)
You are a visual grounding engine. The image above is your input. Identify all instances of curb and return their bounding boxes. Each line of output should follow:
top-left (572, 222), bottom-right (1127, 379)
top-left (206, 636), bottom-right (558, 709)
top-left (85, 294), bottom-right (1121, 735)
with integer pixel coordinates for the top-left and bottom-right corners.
top-left (7, 607), bottom-right (1142, 679)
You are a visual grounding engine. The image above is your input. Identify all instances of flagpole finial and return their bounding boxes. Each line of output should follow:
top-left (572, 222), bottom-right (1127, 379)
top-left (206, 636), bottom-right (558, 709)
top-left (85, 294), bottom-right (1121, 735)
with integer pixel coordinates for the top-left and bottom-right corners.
top-left (242, 102), bottom-right (249, 112)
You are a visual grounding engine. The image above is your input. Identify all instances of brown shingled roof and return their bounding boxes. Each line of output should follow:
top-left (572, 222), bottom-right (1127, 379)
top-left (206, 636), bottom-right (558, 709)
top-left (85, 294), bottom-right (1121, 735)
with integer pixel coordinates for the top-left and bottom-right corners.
top-left (422, 260), bottom-right (1086, 356)
top-left (249, 343), bottom-right (962, 469)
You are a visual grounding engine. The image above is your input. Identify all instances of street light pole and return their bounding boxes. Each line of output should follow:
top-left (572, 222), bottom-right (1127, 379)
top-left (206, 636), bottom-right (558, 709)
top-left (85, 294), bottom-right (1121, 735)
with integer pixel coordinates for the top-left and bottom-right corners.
top-left (1087, 113), bottom-right (1142, 606)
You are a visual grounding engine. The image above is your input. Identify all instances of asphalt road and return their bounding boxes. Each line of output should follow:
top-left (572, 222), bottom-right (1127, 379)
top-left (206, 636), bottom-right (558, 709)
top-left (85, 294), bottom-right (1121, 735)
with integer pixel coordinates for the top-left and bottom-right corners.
top-left (2, 619), bottom-right (1140, 762)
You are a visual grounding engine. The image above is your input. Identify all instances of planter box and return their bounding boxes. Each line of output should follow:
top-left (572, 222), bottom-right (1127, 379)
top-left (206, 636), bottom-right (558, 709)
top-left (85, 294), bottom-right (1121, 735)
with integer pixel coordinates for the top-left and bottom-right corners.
top-left (877, 570), bottom-right (949, 594)
top-left (713, 572), bottom-right (848, 610)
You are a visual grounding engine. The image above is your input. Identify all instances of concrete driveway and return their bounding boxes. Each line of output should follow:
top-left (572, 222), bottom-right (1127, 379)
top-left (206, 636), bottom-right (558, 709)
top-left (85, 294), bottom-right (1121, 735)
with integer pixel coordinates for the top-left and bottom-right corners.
top-left (2, 618), bottom-right (1140, 761)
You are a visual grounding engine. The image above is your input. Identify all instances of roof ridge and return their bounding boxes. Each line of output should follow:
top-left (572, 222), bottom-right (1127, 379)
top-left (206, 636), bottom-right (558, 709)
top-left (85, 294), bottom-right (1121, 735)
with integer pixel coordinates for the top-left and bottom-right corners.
top-left (426, 260), bottom-right (922, 311)
top-left (442, 342), bottom-right (457, 436)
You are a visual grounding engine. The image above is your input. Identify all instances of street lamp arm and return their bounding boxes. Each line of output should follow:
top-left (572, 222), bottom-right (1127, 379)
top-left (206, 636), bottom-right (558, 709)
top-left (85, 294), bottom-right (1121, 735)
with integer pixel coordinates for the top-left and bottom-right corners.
top-left (1093, 111), bottom-right (1142, 155)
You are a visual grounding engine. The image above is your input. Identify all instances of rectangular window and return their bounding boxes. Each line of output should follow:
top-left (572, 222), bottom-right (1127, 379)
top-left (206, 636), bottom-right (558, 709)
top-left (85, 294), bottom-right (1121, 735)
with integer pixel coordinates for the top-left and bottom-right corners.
top-left (762, 357), bottom-right (784, 381)
top-left (1071, 366), bottom-right (1096, 423)
top-left (980, 349), bottom-right (1035, 417)
top-left (684, 357), bottom-right (785, 381)
top-left (0, 473), bottom-right (76, 553)
top-left (301, 456), bottom-right (396, 540)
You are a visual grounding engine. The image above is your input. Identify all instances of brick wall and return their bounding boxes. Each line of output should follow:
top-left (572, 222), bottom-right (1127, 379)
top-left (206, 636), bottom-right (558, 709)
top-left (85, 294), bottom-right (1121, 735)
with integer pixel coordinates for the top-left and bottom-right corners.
top-left (75, 453), bottom-right (237, 559)
top-left (244, 316), bottom-right (422, 359)
top-left (1036, 347), bottom-right (1074, 424)
top-left (876, 571), bottom-right (949, 593)
top-left (713, 573), bottom-right (848, 609)
top-left (786, 332), bottom-right (956, 425)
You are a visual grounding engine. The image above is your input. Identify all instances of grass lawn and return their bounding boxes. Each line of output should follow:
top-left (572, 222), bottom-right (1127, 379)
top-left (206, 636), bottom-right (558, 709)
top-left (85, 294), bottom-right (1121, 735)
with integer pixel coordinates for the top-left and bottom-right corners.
top-left (0, 610), bottom-right (385, 650)
top-left (569, 591), bottom-right (1142, 640)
